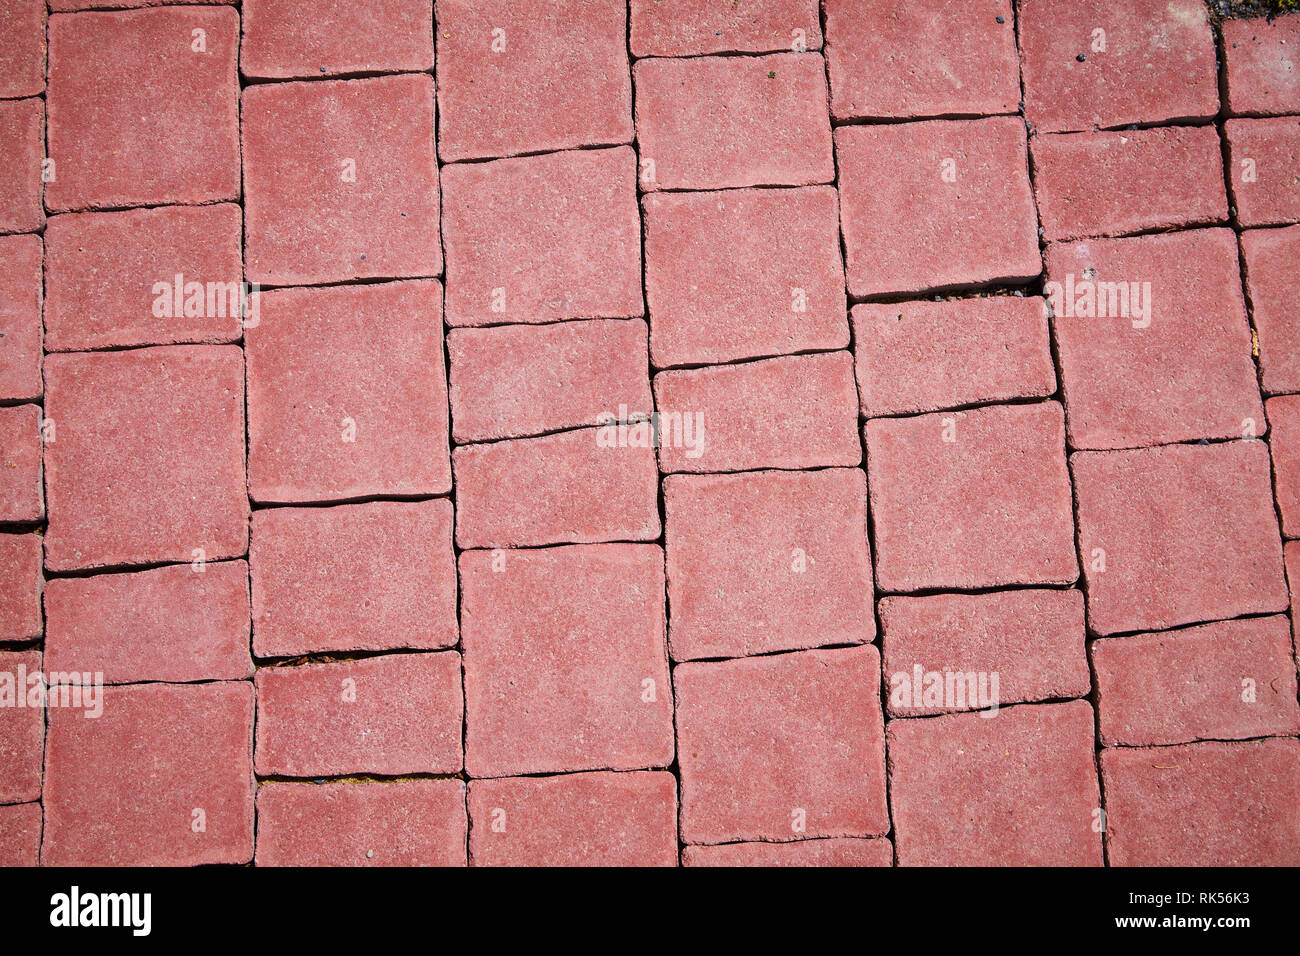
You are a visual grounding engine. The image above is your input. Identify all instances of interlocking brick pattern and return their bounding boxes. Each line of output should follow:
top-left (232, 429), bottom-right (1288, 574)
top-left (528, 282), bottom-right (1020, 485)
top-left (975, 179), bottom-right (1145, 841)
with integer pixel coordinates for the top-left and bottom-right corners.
top-left (4, 1), bottom-right (1299, 868)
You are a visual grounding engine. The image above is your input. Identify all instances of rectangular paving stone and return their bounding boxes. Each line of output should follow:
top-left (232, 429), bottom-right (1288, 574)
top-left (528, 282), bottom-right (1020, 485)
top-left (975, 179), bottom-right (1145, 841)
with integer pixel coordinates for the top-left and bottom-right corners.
top-left (1226, 116), bottom-right (1300, 226)
top-left (50, 0), bottom-right (235, 8)
top-left (256, 780), bottom-right (466, 867)
top-left (0, 0), bottom-right (44, 99)
top-left (683, 837), bottom-right (893, 868)
top-left (460, 544), bottom-right (673, 778)
top-left (653, 351), bottom-right (860, 473)
top-left (852, 297), bottom-right (1056, 418)
top-left (836, 118), bottom-right (1040, 297)
top-left (0, 803), bottom-right (40, 867)
top-left (251, 501), bottom-right (457, 658)
top-left (0, 404), bottom-right (42, 524)
top-left (44, 204), bottom-right (243, 352)
top-left (643, 186), bottom-right (848, 367)
top-left (1073, 441), bottom-right (1288, 635)
top-left (0, 98), bottom-right (43, 233)
top-left (0, 650), bottom-right (43, 804)
top-left (1100, 738), bottom-right (1300, 866)
top-left (0, 534), bottom-right (40, 642)
top-left (824, 0), bottom-right (1019, 120)
top-left (436, 0), bottom-right (631, 162)
top-left (241, 0), bottom-right (433, 80)
top-left (1242, 225), bottom-right (1300, 394)
top-left (1046, 229), bottom-right (1263, 450)
top-left (1093, 615), bottom-right (1300, 748)
top-left (46, 8), bottom-right (239, 210)
top-left (254, 652), bottom-right (462, 777)
top-left (630, 0), bottom-right (820, 57)
top-left (865, 402), bottom-right (1078, 592)
top-left (468, 771), bottom-right (677, 867)
top-left (675, 645), bottom-right (888, 845)
top-left (1268, 394), bottom-right (1300, 537)
top-left (634, 52), bottom-right (834, 191)
top-left (246, 280), bottom-right (451, 503)
top-left (43, 345), bottom-right (248, 572)
top-left (242, 74), bottom-right (441, 285)
top-left (44, 560), bottom-right (252, 684)
top-left (1031, 126), bottom-right (1228, 242)
top-left (889, 701), bottom-right (1104, 866)
top-left (1223, 13), bottom-right (1300, 116)
top-left (42, 682), bottom-right (254, 866)
top-left (448, 319), bottom-right (652, 443)
top-left (0, 234), bottom-right (41, 402)
top-left (880, 589), bottom-right (1090, 717)
top-left (1018, 0), bottom-right (1218, 132)
top-left (453, 428), bottom-right (659, 550)
top-left (663, 468), bottom-right (874, 661)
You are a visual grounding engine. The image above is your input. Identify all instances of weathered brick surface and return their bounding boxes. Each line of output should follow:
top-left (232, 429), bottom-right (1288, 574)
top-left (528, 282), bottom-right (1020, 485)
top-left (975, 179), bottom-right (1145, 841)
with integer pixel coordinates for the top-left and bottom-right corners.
top-left (865, 402), bottom-right (1078, 592)
top-left (1268, 395), bottom-right (1300, 537)
top-left (630, 0), bottom-right (820, 56)
top-left (0, 234), bottom-right (41, 402)
top-left (251, 501), bottom-right (457, 658)
top-left (1226, 116), bottom-right (1300, 226)
top-left (0, 98), bottom-right (43, 234)
top-left (0, 404), bottom-right (42, 524)
top-left (643, 186), bottom-right (848, 367)
top-left (675, 645), bottom-right (888, 845)
top-left (836, 118), bottom-right (1040, 296)
top-left (0, 650), bottom-right (43, 804)
top-left (1093, 615), bottom-right (1300, 747)
top-left (1242, 224), bottom-right (1300, 394)
top-left (0, 803), bottom-right (41, 867)
top-left (1101, 738), bottom-right (1300, 866)
top-left (889, 701), bottom-right (1104, 866)
top-left (468, 771), bottom-right (677, 867)
top-left (460, 545), bottom-right (673, 778)
top-left (241, 0), bottom-right (433, 80)
top-left (852, 297), bottom-right (1055, 418)
top-left (256, 780), bottom-right (467, 867)
top-left (683, 837), bottom-right (893, 868)
top-left (1073, 441), bottom-right (1288, 635)
top-left (663, 468), bottom-right (874, 661)
top-left (1222, 14), bottom-right (1300, 116)
top-left (0, 534), bottom-right (41, 642)
top-left (0, 0), bottom-right (45, 99)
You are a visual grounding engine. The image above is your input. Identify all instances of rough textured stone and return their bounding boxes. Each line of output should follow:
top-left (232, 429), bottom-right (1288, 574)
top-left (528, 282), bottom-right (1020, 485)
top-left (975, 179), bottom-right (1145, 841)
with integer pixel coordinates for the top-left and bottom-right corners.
top-left (1223, 14), bottom-right (1300, 116)
top-left (865, 402), bottom-right (1078, 592)
top-left (0, 404), bottom-right (42, 523)
top-left (0, 803), bottom-right (40, 866)
top-left (460, 544), bottom-right (673, 778)
top-left (1073, 441), bottom-right (1288, 635)
top-left (468, 771), bottom-right (676, 867)
top-left (241, 0), bottom-right (433, 79)
top-left (630, 0), bottom-right (820, 56)
top-left (0, 0), bottom-right (44, 99)
top-left (1268, 394), bottom-right (1300, 536)
top-left (0, 234), bottom-right (41, 402)
top-left (0, 98), bottom-right (43, 233)
top-left (0, 650), bottom-right (43, 804)
top-left (683, 838), bottom-right (893, 867)
top-left (0, 534), bottom-right (40, 642)
top-left (663, 468), bottom-right (874, 661)
top-left (1225, 116), bottom-right (1300, 226)
top-left (251, 501), bottom-right (457, 658)
top-left (1242, 224), bottom-right (1300, 394)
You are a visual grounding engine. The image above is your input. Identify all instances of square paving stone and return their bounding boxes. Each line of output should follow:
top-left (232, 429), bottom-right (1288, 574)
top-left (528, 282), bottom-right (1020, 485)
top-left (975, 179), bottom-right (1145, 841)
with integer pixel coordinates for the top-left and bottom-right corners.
top-left (1225, 116), bottom-right (1300, 226)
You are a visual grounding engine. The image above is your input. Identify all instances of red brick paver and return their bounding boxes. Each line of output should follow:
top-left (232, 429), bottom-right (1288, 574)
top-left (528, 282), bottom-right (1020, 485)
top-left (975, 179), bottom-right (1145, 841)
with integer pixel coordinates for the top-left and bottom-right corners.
top-left (241, 0), bottom-right (434, 80)
top-left (0, 0), bottom-right (45, 99)
top-left (0, 98), bottom-right (43, 234)
top-left (630, 0), bottom-right (820, 57)
top-left (1268, 394), bottom-right (1300, 537)
top-left (682, 838), bottom-right (893, 868)
top-left (0, 404), bottom-right (42, 524)
top-left (0, 803), bottom-right (41, 867)
top-left (0, 650), bottom-right (43, 805)
top-left (0, 234), bottom-right (42, 402)
top-left (1225, 116), bottom-right (1300, 226)
top-left (1242, 224), bottom-right (1300, 394)
top-left (1222, 14), bottom-right (1300, 116)
top-left (0, 534), bottom-right (41, 643)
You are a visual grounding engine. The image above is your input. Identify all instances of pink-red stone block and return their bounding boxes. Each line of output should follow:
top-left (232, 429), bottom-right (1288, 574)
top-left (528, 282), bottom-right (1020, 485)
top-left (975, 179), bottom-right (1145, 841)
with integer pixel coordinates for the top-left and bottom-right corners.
top-left (1269, 394), bottom-right (1300, 536)
top-left (246, 280), bottom-right (451, 504)
top-left (1046, 229), bottom-right (1263, 449)
top-left (460, 544), bottom-right (673, 778)
top-left (50, 0), bottom-right (235, 8)
top-left (436, 0), bottom-right (631, 162)
top-left (44, 560), bottom-right (251, 684)
top-left (242, 74), bottom-right (441, 285)
top-left (1101, 738), bottom-right (1300, 866)
top-left (653, 351), bottom-right (860, 473)
top-left (251, 501), bottom-right (457, 658)
top-left (0, 404), bottom-right (41, 523)
top-left (441, 146), bottom-right (642, 326)
top-left (836, 118), bottom-right (1040, 296)
top-left (0, 534), bottom-right (40, 642)
top-left (453, 429), bottom-right (659, 549)
top-left (1073, 440), bottom-right (1288, 635)
top-left (865, 402), bottom-right (1077, 592)
top-left (43, 346), bottom-right (248, 572)
top-left (683, 838), bottom-right (893, 868)
top-left (675, 645), bottom-right (888, 845)
top-left (852, 297), bottom-right (1056, 418)
top-left (42, 682), bottom-right (254, 866)
top-left (1242, 224), bottom-right (1300, 394)
top-left (256, 780), bottom-right (467, 867)
top-left (1018, 0), bottom-right (1218, 132)
top-left (0, 98), bottom-right (43, 233)
top-left (468, 771), bottom-right (677, 867)
top-left (630, 0), bottom-right (820, 56)
top-left (889, 701), bottom-right (1103, 866)
top-left (0, 803), bottom-right (40, 866)
top-left (634, 53), bottom-right (834, 191)
top-left (448, 319), bottom-right (652, 443)
top-left (46, 8), bottom-right (239, 211)
top-left (880, 589), bottom-right (1090, 717)
top-left (254, 652), bottom-right (462, 777)
top-left (241, 0), bottom-right (433, 80)
top-left (1226, 116), bottom-right (1300, 226)
top-left (643, 186), bottom-right (848, 367)
top-left (1093, 615), bottom-right (1300, 748)
top-left (44, 204), bottom-right (243, 352)
top-left (1223, 14), bottom-right (1300, 116)
top-left (0, 0), bottom-right (44, 99)
top-left (824, 0), bottom-right (1019, 120)
top-left (1031, 126), bottom-right (1228, 241)
top-left (663, 468), bottom-right (874, 661)
top-left (0, 650), bottom-right (43, 804)
top-left (0, 234), bottom-right (41, 402)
